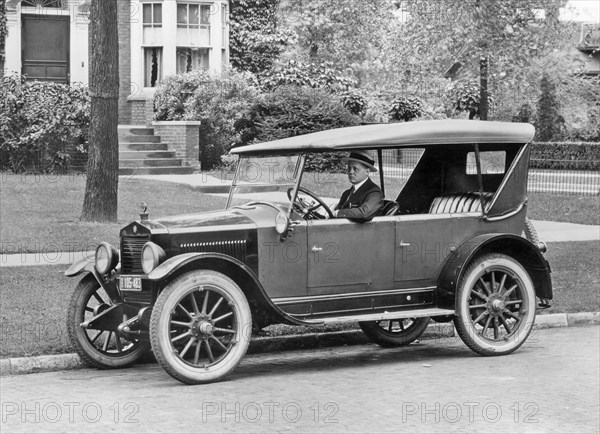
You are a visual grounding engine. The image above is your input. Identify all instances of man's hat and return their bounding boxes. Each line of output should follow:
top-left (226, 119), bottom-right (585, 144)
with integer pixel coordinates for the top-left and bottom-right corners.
top-left (343, 150), bottom-right (377, 172)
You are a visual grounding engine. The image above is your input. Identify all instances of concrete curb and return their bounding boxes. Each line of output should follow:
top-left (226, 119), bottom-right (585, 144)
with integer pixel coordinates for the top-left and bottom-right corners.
top-left (1, 313), bottom-right (598, 377)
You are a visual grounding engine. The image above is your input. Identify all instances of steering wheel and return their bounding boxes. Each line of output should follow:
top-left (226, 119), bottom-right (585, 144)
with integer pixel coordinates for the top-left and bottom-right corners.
top-left (287, 187), bottom-right (334, 219)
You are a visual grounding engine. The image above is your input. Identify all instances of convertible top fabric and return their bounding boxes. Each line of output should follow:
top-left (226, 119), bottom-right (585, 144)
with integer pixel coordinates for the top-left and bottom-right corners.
top-left (231, 120), bottom-right (535, 154)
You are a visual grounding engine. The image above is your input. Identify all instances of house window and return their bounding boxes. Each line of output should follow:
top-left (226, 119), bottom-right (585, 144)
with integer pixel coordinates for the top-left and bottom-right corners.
top-left (21, 0), bottom-right (63, 7)
top-left (143, 3), bottom-right (163, 28)
top-left (177, 3), bottom-right (211, 29)
top-left (144, 47), bottom-right (162, 87)
top-left (176, 2), bottom-right (211, 46)
top-left (176, 47), bottom-right (209, 73)
top-left (221, 4), bottom-right (228, 44)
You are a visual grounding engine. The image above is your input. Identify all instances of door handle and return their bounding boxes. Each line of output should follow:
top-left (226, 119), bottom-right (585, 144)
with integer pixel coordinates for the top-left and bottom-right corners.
top-left (311, 245), bottom-right (323, 252)
top-left (398, 241), bottom-right (411, 247)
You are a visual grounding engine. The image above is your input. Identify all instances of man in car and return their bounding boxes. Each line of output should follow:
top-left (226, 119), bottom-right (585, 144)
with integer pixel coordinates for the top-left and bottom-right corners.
top-left (333, 150), bottom-right (384, 221)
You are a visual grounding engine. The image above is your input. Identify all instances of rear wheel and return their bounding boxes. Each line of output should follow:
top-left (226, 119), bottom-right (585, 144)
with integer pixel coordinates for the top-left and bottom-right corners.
top-left (454, 253), bottom-right (536, 356)
top-left (359, 317), bottom-right (430, 347)
top-left (150, 270), bottom-right (252, 384)
top-left (66, 274), bottom-right (148, 368)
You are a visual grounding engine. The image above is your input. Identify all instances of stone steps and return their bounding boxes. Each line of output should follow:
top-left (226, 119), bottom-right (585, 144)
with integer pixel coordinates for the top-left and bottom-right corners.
top-left (118, 125), bottom-right (193, 175)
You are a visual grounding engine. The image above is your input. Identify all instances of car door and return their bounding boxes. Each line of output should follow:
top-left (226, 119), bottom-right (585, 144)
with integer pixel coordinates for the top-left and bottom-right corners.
top-left (393, 214), bottom-right (460, 288)
top-left (306, 218), bottom-right (395, 295)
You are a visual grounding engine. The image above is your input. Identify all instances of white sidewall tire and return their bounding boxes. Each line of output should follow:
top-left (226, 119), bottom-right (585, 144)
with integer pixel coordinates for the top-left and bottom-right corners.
top-left (455, 253), bottom-right (536, 356)
top-left (150, 270), bottom-right (252, 384)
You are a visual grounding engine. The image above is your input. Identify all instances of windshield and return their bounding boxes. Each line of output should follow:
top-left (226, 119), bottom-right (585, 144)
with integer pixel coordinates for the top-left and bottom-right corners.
top-left (227, 155), bottom-right (302, 209)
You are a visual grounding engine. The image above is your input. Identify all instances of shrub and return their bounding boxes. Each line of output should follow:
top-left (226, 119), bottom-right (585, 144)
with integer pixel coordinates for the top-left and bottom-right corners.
top-left (446, 79), bottom-right (495, 120)
top-left (535, 73), bottom-right (565, 141)
top-left (259, 59), bottom-right (356, 92)
top-left (530, 142), bottom-right (600, 170)
top-left (389, 96), bottom-right (423, 122)
top-left (235, 86), bottom-right (361, 171)
top-left (153, 69), bottom-right (211, 121)
top-left (182, 71), bottom-right (259, 169)
top-left (339, 90), bottom-right (367, 116)
top-left (0, 74), bottom-right (90, 173)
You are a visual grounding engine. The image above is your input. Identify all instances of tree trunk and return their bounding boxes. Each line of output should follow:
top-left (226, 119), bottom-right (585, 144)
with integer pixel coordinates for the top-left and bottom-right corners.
top-left (479, 56), bottom-right (488, 120)
top-left (81, 0), bottom-right (119, 222)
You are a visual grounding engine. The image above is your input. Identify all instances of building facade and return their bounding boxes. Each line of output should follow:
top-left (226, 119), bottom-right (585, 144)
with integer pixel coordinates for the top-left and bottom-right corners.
top-left (4, 0), bottom-right (229, 124)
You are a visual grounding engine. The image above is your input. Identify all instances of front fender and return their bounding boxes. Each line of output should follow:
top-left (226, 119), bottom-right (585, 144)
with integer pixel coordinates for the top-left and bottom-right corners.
top-left (65, 255), bottom-right (95, 277)
top-left (66, 257), bottom-right (122, 303)
top-left (148, 253), bottom-right (313, 326)
top-left (437, 233), bottom-right (552, 300)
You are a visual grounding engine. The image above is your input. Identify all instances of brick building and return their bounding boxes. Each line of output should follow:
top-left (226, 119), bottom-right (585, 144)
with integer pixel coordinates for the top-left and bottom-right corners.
top-left (3, 0), bottom-right (230, 124)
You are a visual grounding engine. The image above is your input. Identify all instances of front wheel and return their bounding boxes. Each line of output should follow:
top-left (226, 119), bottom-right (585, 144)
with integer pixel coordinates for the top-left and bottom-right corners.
top-left (66, 274), bottom-right (149, 368)
top-left (359, 317), bottom-right (430, 347)
top-left (150, 270), bottom-right (252, 384)
top-left (454, 253), bottom-right (536, 356)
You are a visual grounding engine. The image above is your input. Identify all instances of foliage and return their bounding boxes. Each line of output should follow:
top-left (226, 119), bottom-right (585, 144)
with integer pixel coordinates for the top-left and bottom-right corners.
top-left (535, 73), bottom-right (565, 141)
top-left (339, 90), bottom-right (368, 116)
top-left (229, 0), bottom-right (291, 74)
top-left (259, 59), bottom-right (355, 91)
top-left (153, 69), bottom-right (211, 121)
top-left (386, 0), bottom-right (570, 121)
top-left (0, 74), bottom-right (90, 173)
top-left (181, 71), bottom-right (259, 169)
top-left (388, 96), bottom-right (423, 122)
top-left (446, 78), bottom-right (496, 119)
top-left (530, 141), bottom-right (600, 170)
top-left (0, 0), bottom-right (7, 69)
top-left (279, 0), bottom-right (395, 86)
top-left (235, 86), bottom-right (360, 171)
top-left (512, 103), bottom-right (534, 123)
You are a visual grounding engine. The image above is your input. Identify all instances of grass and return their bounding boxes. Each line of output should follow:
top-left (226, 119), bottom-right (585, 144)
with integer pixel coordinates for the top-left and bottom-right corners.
top-left (0, 174), bottom-right (227, 253)
top-left (0, 240), bottom-right (597, 359)
top-left (1, 172), bottom-right (597, 255)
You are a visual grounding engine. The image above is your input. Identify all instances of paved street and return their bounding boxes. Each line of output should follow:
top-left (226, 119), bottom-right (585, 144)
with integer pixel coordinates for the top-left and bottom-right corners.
top-left (1, 326), bottom-right (598, 433)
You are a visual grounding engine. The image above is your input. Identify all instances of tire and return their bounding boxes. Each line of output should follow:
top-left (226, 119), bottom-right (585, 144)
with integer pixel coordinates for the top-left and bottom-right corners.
top-left (66, 274), bottom-right (149, 369)
top-left (454, 253), bottom-right (536, 356)
top-left (150, 270), bottom-right (252, 384)
top-left (359, 317), bottom-right (430, 347)
top-left (523, 217), bottom-right (539, 244)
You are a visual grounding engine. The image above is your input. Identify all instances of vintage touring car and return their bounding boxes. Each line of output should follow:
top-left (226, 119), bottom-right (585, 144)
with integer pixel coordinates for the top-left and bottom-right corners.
top-left (66, 119), bottom-right (552, 384)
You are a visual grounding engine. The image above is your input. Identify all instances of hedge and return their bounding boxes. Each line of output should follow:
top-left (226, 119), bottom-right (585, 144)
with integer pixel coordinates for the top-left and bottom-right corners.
top-left (530, 142), bottom-right (600, 170)
top-left (0, 74), bottom-right (90, 173)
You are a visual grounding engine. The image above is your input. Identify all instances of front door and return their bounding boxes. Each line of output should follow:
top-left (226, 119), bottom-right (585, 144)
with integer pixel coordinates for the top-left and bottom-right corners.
top-left (21, 15), bottom-right (69, 83)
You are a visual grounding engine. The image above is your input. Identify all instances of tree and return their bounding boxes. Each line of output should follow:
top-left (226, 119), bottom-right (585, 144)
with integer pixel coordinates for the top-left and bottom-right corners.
top-left (0, 0), bottom-right (7, 76)
top-left (81, 0), bottom-right (119, 222)
top-left (279, 0), bottom-right (395, 86)
top-left (229, 0), bottom-right (291, 74)
top-left (535, 72), bottom-right (564, 141)
top-left (386, 0), bottom-right (569, 119)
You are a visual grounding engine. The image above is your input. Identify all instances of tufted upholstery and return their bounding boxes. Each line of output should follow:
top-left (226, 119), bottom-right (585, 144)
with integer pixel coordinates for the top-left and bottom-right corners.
top-left (379, 200), bottom-right (400, 216)
top-left (429, 192), bottom-right (493, 214)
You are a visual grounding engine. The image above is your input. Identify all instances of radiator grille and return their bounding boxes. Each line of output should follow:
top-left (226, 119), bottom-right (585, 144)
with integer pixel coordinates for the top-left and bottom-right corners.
top-left (179, 240), bottom-right (247, 261)
top-left (120, 235), bottom-right (150, 274)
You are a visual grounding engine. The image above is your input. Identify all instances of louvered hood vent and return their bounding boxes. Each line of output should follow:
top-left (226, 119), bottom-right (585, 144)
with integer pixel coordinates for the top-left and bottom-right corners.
top-left (179, 240), bottom-right (247, 261)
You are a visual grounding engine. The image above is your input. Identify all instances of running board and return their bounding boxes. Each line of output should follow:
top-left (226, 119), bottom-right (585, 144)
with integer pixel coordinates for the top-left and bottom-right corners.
top-left (292, 308), bottom-right (455, 325)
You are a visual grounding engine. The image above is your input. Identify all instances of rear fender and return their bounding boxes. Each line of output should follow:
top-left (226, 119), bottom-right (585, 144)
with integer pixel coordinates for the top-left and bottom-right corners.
top-left (148, 253), bottom-right (311, 327)
top-left (437, 234), bottom-right (552, 300)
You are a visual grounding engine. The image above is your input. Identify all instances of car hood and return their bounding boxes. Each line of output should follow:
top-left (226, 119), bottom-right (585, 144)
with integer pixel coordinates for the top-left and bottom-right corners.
top-left (151, 209), bottom-right (257, 231)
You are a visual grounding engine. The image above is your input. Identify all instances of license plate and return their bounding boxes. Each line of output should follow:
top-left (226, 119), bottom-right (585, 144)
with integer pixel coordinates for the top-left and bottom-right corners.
top-left (119, 275), bottom-right (142, 291)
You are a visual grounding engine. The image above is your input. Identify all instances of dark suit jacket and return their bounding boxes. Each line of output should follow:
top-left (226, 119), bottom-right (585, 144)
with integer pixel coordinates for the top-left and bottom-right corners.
top-left (335, 177), bottom-right (384, 222)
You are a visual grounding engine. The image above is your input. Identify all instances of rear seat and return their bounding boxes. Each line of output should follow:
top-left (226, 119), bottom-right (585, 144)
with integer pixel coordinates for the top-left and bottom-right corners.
top-left (429, 192), bottom-right (493, 213)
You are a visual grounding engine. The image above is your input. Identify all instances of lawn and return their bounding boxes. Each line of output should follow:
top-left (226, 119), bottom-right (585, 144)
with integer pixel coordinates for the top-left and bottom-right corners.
top-left (0, 240), bottom-right (597, 358)
top-left (1, 173), bottom-right (597, 255)
top-left (0, 174), bottom-right (227, 254)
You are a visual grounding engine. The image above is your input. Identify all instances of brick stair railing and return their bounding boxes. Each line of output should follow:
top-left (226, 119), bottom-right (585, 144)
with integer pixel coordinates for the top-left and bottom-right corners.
top-left (118, 126), bottom-right (194, 175)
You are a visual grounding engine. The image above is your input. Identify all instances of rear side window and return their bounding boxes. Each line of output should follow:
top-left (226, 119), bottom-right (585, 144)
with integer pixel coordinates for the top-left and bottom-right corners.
top-left (466, 151), bottom-right (506, 174)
